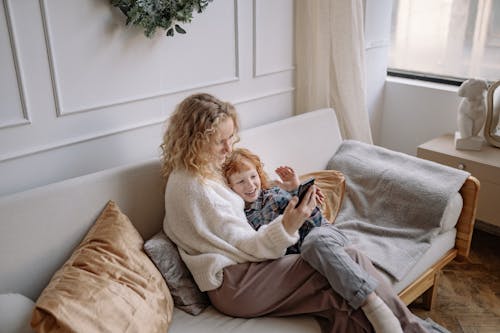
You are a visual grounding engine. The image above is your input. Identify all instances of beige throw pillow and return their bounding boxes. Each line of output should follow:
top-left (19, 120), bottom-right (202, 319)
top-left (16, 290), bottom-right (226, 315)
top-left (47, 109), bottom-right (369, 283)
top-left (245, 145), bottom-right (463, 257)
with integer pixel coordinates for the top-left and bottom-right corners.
top-left (299, 170), bottom-right (345, 223)
top-left (31, 201), bottom-right (173, 333)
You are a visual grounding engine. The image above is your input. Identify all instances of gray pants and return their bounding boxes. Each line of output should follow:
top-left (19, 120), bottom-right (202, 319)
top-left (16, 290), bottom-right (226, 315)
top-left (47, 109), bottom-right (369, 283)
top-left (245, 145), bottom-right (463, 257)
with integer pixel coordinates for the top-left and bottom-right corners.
top-left (301, 225), bottom-right (440, 332)
top-left (301, 225), bottom-right (378, 309)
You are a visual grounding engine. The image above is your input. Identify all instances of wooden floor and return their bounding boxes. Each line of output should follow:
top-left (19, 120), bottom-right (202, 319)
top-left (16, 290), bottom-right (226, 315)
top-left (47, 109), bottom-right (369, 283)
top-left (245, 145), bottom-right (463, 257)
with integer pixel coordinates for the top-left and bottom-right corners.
top-left (409, 228), bottom-right (500, 333)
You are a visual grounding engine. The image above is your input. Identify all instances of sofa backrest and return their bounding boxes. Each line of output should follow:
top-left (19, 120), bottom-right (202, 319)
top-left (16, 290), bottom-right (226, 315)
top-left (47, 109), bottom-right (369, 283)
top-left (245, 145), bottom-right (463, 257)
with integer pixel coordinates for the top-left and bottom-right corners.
top-left (0, 160), bottom-right (165, 300)
top-left (0, 108), bottom-right (342, 300)
top-left (239, 108), bottom-right (342, 177)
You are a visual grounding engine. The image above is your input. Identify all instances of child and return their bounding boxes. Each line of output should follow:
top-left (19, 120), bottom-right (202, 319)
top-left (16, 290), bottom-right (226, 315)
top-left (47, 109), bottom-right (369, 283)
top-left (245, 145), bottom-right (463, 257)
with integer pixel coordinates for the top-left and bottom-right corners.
top-left (223, 147), bottom-right (404, 333)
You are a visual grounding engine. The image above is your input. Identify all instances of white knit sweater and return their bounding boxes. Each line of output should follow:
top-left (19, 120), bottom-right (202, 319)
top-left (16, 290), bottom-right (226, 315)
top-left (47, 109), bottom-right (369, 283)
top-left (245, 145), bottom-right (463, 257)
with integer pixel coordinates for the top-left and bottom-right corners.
top-left (163, 169), bottom-right (299, 292)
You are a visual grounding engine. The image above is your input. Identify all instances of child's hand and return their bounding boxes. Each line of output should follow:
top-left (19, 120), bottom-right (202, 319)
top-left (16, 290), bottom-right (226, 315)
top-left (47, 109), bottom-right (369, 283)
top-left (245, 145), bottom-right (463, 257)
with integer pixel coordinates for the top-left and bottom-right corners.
top-left (315, 187), bottom-right (325, 206)
top-left (275, 166), bottom-right (300, 192)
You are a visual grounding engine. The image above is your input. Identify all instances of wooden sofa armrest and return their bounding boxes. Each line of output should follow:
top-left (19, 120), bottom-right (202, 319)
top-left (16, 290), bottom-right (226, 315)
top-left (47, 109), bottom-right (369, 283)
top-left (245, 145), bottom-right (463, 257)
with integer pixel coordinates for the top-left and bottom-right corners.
top-left (455, 175), bottom-right (480, 261)
top-left (399, 176), bottom-right (480, 309)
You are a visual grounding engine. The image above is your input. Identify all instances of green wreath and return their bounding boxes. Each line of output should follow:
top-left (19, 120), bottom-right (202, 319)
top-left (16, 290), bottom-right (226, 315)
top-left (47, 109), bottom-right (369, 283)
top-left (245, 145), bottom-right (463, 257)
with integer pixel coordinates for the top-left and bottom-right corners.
top-left (111, 0), bottom-right (213, 38)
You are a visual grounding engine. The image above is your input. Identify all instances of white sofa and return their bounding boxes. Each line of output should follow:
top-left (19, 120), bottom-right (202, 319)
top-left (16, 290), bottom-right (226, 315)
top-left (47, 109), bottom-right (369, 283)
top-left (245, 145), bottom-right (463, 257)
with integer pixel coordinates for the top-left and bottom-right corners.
top-left (0, 108), bottom-right (479, 333)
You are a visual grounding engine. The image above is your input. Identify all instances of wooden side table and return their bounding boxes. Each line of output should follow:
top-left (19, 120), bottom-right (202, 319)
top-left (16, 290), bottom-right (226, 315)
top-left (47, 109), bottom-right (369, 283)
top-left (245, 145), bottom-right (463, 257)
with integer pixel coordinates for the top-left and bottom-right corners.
top-left (417, 134), bottom-right (500, 231)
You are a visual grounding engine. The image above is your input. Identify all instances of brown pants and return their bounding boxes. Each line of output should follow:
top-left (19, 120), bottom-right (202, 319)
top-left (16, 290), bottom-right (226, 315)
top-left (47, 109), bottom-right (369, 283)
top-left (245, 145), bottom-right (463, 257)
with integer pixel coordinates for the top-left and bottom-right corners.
top-left (207, 253), bottom-right (373, 333)
top-left (208, 247), bottom-right (430, 333)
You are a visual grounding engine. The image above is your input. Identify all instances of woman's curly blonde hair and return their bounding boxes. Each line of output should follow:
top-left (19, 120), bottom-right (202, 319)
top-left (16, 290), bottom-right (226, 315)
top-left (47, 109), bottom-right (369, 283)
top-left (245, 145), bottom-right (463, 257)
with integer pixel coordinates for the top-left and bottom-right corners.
top-left (160, 93), bottom-right (239, 182)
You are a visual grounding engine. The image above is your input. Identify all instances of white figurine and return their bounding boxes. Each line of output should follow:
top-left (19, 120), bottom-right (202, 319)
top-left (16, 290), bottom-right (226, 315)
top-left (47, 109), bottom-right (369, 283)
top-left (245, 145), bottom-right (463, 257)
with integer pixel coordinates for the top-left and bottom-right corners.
top-left (455, 78), bottom-right (488, 150)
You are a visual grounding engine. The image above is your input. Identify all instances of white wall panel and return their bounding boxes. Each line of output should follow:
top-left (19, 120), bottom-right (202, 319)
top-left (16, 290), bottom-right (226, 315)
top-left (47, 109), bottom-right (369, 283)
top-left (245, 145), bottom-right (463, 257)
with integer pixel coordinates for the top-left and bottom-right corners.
top-left (380, 78), bottom-right (460, 155)
top-left (254, 0), bottom-right (294, 76)
top-left (236, 89), bottom-right (294, 129)
top-left (0, 122), bottom-right (165, 196)
top-left (0, 90), bottom-right (294, 196)
top-left (0, 0), bottom-right (29, 129)
top-left (40, 0), bottom-right (238, 116)
top-left (364, 0), bottom-right (392, 145)
top-left (0, 0), bottom-right (296, 196)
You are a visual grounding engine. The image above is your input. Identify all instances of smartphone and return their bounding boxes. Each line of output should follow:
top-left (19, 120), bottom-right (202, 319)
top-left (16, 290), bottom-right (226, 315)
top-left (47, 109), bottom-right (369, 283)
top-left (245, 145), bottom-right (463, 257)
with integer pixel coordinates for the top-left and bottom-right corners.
top-left (297, 178), bottom-right (315, 205)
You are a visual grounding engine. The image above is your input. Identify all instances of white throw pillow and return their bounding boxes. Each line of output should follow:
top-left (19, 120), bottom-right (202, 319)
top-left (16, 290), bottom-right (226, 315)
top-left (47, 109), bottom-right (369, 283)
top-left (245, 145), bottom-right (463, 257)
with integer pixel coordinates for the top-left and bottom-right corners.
top-left (0, 293), bottom-right (35, 333)
top-left (440, 193), bottom-right (463, 233)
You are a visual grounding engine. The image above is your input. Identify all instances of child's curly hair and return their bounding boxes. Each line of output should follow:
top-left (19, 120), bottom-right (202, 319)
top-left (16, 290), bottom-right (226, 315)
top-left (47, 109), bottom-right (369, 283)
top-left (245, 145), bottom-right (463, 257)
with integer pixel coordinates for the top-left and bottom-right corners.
top-left (222, 148), bottom-right (271, 190)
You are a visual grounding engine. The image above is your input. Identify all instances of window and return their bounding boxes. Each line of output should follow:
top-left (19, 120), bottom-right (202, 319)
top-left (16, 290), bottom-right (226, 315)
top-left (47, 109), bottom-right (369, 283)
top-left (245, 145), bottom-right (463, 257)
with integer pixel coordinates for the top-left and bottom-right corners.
top-left (389, 0), bottom-right (500, 84)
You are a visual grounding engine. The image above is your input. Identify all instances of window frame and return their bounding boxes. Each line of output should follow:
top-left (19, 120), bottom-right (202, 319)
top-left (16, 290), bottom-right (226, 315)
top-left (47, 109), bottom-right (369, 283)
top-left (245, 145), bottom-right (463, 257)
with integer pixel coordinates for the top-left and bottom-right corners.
top-left (387, 69), bottom-right (465, 87)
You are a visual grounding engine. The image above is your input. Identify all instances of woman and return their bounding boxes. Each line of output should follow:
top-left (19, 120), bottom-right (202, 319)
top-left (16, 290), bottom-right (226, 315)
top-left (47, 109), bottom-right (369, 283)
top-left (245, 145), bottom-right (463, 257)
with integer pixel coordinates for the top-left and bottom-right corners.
top-left (160, 93), bottom-right (435, 333)
top-left (160, 93), bottom-right (372, 332)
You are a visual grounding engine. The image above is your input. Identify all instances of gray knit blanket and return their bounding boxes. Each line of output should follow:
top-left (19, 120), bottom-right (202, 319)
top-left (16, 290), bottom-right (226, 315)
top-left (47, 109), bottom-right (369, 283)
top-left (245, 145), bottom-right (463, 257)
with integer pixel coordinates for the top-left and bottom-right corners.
top-left (327, 140), bottom-right (470, 281)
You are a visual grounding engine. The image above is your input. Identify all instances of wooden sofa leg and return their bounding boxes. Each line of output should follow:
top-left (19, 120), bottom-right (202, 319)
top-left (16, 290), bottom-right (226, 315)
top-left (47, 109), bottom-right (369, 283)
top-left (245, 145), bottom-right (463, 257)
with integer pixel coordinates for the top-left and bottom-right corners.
top-left (421, 271), bottom-right (441, 310)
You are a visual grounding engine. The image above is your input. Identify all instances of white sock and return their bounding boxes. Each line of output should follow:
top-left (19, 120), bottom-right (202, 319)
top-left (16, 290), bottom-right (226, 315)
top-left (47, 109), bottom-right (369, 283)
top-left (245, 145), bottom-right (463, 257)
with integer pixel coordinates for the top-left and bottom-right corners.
top-left (361, 294), bottom-right (403, 333)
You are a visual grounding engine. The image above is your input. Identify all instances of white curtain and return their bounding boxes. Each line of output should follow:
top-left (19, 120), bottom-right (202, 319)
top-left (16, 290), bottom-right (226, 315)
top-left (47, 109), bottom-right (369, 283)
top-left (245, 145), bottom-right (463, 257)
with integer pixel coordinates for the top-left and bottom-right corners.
top-left (295, 0), bottom-right (373, 143)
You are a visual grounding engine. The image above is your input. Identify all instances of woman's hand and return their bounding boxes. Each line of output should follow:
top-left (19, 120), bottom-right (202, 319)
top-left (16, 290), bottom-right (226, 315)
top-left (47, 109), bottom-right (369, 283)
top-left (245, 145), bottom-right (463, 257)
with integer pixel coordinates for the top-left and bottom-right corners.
top-left (274, 166), bottom-right (300, 192)
top-left (281, 185), bottom-right (317, 235)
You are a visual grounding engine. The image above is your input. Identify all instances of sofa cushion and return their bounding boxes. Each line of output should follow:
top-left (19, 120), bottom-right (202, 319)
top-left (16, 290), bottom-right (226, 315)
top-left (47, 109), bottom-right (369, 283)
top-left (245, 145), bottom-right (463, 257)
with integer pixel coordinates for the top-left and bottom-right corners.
top-left (168, 306), bottom-right (321, 333)
top-left (144, 231), bottom-right (210, 315)
top-left (31, 201), bottom-right (173, 333)
top-left (299, 170), bottom-right (345, 223)
top-left (0, 293), bottom-right (35, 333)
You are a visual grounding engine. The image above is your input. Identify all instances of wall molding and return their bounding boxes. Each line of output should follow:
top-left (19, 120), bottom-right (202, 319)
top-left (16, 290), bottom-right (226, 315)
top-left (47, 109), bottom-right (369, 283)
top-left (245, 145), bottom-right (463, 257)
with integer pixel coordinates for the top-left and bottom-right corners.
top-left (233, 86), bottom-right (294, 105)
top-left (0, 88), bottom-right (294, 163)
top-left (252, 0), bottom-right (294, 78)
top-left (0, 118), bottom-right (30, 130)
top-left (0, 0), bottom-right (31, 129)
top-left (39, 0), bottom-right (241, 117)
top-left (253, 66), bottom-right (296, 78)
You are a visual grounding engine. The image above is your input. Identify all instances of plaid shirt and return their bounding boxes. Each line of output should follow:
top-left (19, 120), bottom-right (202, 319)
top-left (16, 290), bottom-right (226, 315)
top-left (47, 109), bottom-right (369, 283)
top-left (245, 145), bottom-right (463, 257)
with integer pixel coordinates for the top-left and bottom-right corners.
top-left (245, 186), bottom-right (328, 254)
